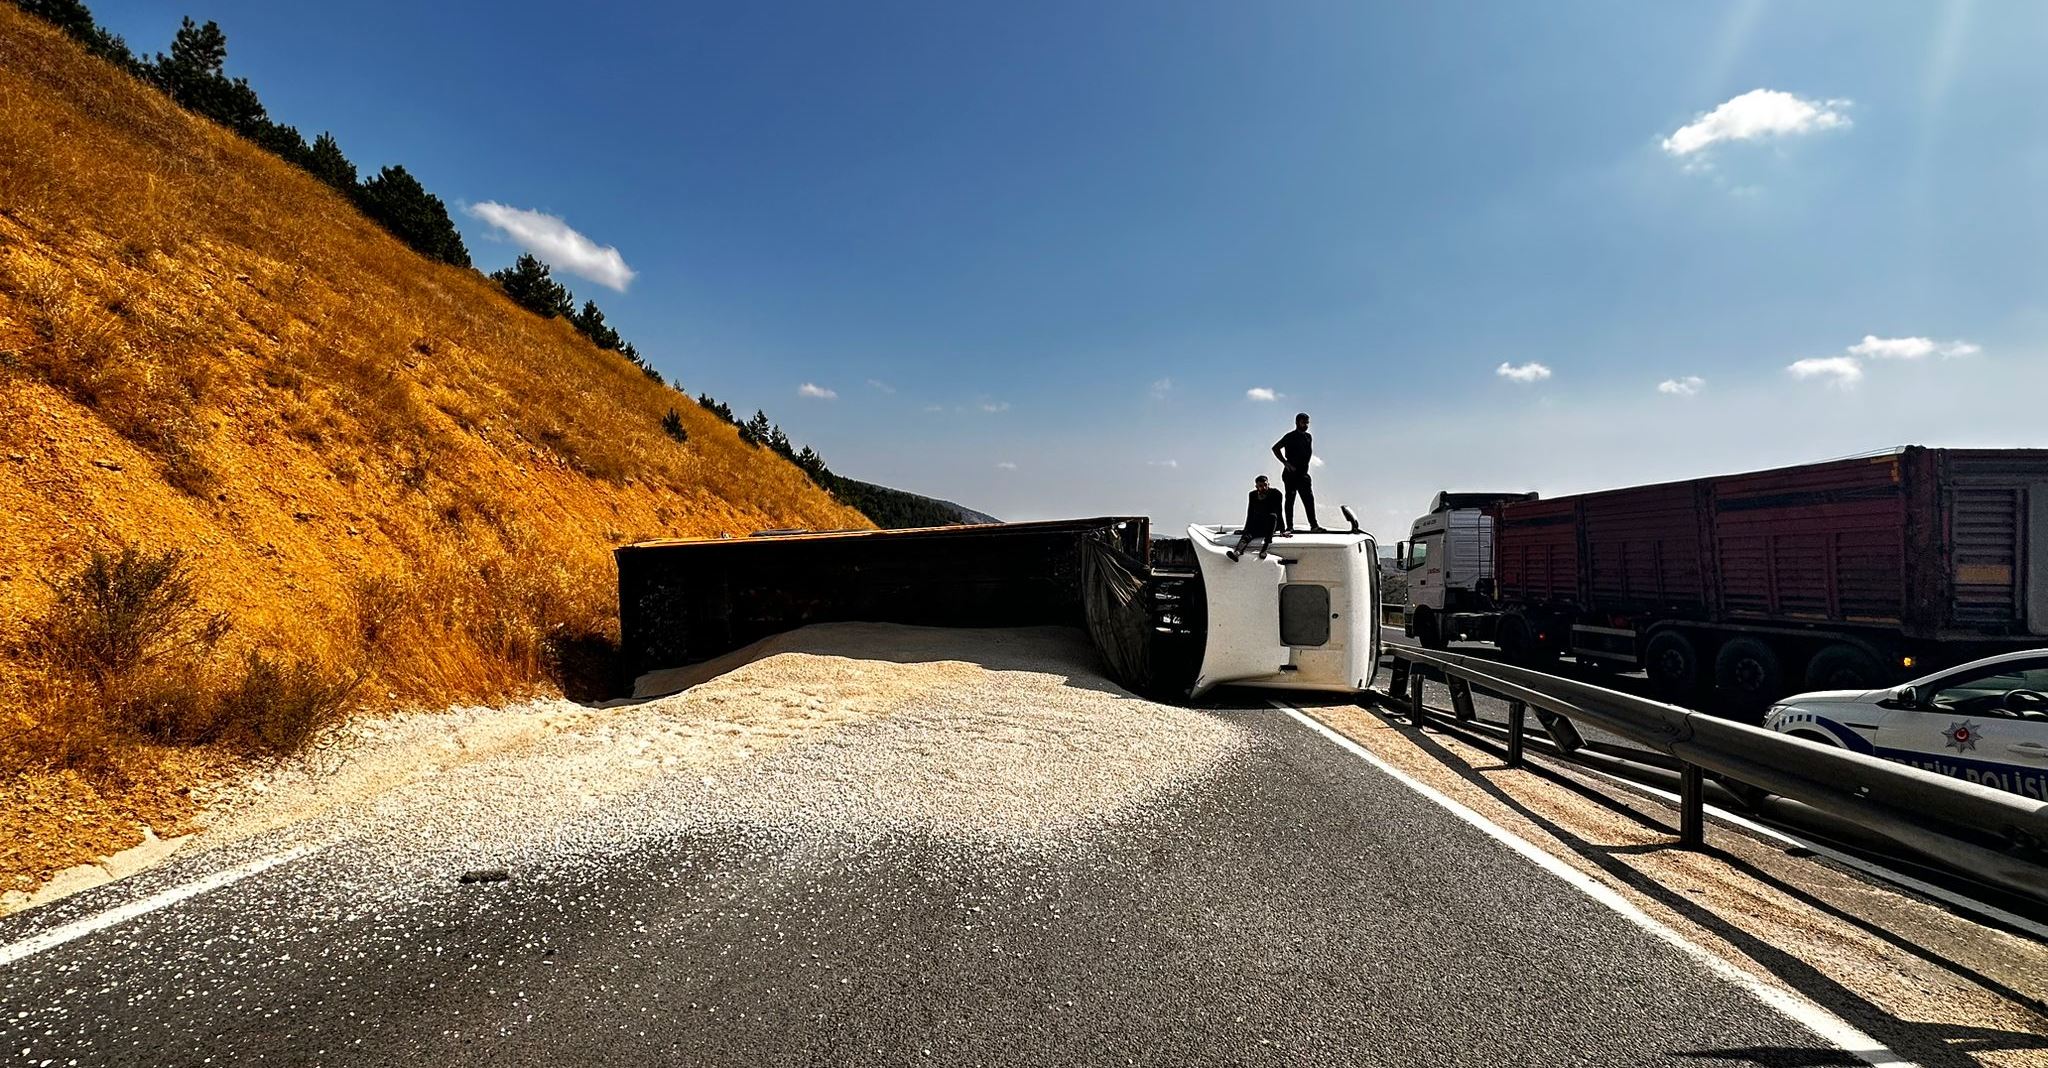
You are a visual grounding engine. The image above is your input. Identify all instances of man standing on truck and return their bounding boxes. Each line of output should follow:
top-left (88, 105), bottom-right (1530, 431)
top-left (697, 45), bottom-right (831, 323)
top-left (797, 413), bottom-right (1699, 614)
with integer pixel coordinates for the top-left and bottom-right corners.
top-left (1227, 475), bottom-right (1285, 561)
top-left (1272, 412), bottom-right (1327, 534)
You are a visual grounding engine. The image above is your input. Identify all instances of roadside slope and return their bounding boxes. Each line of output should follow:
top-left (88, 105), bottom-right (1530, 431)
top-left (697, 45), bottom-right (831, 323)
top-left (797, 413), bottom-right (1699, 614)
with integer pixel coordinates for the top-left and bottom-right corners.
top-left (0, 6), bottom-right (869, 887)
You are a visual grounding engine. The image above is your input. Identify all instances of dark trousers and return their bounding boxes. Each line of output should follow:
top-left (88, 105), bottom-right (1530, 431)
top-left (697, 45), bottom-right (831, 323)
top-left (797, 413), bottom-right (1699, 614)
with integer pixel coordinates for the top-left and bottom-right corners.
top-left (1283, 469), bottom-right (1317, 531)
top-left (1232, 529), bottom-right (1274, 556)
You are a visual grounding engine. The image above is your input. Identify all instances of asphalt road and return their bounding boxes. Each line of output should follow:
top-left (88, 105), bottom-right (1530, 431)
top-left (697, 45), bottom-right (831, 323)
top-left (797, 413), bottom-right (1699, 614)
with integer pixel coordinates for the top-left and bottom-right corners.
top-left (1, 705), bottom-right (1850, 1067)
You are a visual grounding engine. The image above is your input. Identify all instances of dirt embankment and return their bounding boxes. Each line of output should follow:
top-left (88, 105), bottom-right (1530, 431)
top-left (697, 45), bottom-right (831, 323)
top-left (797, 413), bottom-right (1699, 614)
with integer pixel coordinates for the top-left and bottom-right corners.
top-left (0, 5), bottom-right (868, 893)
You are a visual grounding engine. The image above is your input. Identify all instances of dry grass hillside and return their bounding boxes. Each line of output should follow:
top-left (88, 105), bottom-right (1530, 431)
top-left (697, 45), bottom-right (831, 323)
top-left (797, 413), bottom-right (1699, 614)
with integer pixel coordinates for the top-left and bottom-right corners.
top-left (0, 7), bottom-right (870, 892)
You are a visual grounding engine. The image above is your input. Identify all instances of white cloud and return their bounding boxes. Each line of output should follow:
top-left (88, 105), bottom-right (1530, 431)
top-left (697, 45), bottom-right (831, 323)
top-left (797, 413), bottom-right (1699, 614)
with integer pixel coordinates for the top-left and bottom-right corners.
top-left (1147, 459), bottom-right (1179, 469)
top-left (867, 378), bottom-right (896, 393)
top-left (1309, 456), bottom-right (1326, 468)
top-left (996, 461), bottom-right (1018, 470)
top-left (466, 202), bottom-right (636, 291)
top-left (922, 404), bottom-right (945, 413)
top-left (1149, 377), bottom-right (1173, 400)
top-left (1661, 89), bottom-right (1850, 158)
top-left (1657, 376), bottom-right (1705, 396)
top-left (797, 382), bottom-right (837, 400)
top-left (980, 400), bottom-right (1010, 413)
top-left (1246, 387), bottom-right (1279, 402)
top-left (1787, 356), bottom-right (1864, 387)
top-left (1847, 335), bottom-right (1980, 360)
top-left (1496, 361), bottom-right (1552, 383)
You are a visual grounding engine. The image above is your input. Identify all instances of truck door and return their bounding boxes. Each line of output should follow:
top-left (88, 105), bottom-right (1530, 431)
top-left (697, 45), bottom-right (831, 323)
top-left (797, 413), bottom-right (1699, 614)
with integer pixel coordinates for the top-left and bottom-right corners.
top-left (1409, 537), bottom-right (1443, 611)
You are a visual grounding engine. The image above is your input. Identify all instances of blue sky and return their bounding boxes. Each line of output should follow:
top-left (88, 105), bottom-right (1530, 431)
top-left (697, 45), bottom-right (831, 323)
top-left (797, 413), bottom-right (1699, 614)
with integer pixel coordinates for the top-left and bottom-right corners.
top-left (94, 1), bottom-right (2048, 533)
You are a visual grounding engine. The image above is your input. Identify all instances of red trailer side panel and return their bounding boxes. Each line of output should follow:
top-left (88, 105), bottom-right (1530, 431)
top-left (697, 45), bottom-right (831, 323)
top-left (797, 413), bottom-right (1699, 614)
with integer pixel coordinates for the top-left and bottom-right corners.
top-left (1581, 480), bottom-right (1707, 615)
top-left (1495, 498), bottom-right (1579, 604)
top-left (1710, 454), bottom-right (1907, 624)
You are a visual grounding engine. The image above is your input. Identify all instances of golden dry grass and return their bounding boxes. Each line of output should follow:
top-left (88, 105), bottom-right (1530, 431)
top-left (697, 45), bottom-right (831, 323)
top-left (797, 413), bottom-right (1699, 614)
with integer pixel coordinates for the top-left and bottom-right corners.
top-left (0, 7), bottom-right (870, 892)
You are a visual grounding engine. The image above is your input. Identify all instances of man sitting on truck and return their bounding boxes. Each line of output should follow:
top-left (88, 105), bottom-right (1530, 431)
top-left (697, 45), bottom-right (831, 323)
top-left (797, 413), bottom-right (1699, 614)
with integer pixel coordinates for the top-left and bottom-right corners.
top-left (1227, 475), bottom-right (1286, 561)
top-left (1272, 412), bottom-right (1327, 534)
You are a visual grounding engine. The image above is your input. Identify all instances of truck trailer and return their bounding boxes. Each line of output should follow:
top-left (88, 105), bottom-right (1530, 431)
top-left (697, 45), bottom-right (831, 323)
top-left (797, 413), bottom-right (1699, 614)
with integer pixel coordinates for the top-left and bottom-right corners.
top-left (617, 512), bottom-right (1378, 704)
top-left (1399, 447), bottom-right (2048, 709)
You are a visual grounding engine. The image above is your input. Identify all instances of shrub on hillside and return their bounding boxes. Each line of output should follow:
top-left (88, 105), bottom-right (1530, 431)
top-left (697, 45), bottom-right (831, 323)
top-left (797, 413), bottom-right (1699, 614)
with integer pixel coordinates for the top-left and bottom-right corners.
top-left (28, 548), bottom-right (358, 760)
top-left (661, 407), bottom-right (687, 442)
top-left (40, 548), bottom-right (227, 687)
top-left (211, 650), bottom-right (357, 754)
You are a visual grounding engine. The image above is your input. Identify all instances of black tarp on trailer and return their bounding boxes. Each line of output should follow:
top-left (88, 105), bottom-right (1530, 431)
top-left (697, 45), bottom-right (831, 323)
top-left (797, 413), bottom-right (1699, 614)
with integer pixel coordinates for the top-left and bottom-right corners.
top-left (615, 517), bottom-right (1156, 683)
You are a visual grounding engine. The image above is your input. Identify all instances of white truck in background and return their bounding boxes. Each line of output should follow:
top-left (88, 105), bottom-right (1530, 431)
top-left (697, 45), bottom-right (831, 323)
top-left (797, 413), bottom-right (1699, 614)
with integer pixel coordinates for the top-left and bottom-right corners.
top-left (1397, 491), bottom-right (1537, 650)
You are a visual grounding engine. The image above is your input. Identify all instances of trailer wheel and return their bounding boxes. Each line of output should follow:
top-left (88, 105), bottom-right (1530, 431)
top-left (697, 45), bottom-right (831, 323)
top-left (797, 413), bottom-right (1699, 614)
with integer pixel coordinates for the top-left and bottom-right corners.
top-left (1644, 631), bottom-right (1701, 698)
top-left (1414, 607), bottom-right (1448, 650)
top-left (1714, 637), bottom-right (1783, 709)
top-left (1803, 644), bottom-right (1884, 691)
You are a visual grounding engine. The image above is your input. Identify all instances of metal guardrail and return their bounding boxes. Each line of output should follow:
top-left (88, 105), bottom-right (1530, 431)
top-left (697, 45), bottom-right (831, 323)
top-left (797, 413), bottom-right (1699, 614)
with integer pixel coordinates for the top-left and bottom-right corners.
top-left (1382, 645), bottom-right (2048, 906)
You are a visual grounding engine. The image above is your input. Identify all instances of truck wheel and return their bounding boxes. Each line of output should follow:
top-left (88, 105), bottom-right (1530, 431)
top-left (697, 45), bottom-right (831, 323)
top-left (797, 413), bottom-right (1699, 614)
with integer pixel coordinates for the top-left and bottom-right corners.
top-left (1714, 637), bottom-right (1783, 709)
top-left (1498, 613), bottom-right (1554, 667)
top-left (1415, 608), bottom-right (1448, 650)
top-left (1644, 631), bottom-right (1700, 698)
top-left (1803, 644), bottom-right (1884, 691)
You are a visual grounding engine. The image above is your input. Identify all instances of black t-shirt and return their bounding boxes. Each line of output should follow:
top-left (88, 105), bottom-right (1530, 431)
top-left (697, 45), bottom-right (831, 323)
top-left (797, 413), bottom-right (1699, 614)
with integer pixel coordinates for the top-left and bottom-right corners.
top-left (1276, 429), bottom-right (1313, 469)
top-left (1245, 487), bottom-right (1282, 531)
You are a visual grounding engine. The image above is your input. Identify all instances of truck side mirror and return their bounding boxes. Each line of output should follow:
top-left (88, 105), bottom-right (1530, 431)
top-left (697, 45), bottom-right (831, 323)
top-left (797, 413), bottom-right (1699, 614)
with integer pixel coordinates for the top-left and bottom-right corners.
top-left (1395, 541), bottom-right (1408, 566)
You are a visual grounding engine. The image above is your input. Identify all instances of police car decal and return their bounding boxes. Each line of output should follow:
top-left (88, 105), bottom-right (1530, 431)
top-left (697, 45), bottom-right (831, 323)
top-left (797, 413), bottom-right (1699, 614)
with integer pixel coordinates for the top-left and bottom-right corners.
top-left (1942, 720), bottom-right (1979, 753)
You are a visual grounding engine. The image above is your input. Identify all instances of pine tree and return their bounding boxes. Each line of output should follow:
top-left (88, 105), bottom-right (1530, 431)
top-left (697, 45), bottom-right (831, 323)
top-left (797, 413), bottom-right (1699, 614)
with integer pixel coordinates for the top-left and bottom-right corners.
top-left (150, 19), bottom-right (268, 135)
top-left (306, 132), bottom-right (358, 194)
top-left (640, 364), bottom-right (665, 385)
top-left (250, 120), bottom-right (311, 167)
top-left (570, 300), bottom-right (622, 351)
top-left (742, 410), bottom-right (771, 447)
top-left (766, 424), bottom-right (792, 459)
top-left (661, 408), bottom-right (687, 442)
top-left (489, 254), bottom-right (574, 318)
top-left (359, 165), bottom-right (471, 267)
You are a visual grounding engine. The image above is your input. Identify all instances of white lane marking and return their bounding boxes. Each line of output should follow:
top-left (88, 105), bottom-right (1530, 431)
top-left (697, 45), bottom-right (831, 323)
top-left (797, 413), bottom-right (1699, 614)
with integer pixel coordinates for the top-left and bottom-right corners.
top-left (1570, 764), bottom-right (2048, 943)
top-left (1275, 702), bottom-right (1915, 1068)
top-left (0, 845), bottom-right (316, 968)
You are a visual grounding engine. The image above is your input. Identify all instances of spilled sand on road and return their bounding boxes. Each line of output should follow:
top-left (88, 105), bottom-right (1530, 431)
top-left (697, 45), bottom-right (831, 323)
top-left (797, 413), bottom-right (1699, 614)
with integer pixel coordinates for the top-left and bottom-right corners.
top-left (119, 623), bottom-right (1250, 902)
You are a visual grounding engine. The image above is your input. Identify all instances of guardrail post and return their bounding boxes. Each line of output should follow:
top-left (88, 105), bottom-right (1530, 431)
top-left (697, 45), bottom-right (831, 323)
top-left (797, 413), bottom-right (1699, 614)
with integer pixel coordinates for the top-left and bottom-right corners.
top-left (1506, 700), bottom-right (1526, 767)
top-left (1409, 669), bottom-right (1427, 725)
top-left (1678, 763), bottom-right (1704, 849)
top-left (1533, 709), bottom-right (1584, 753)
top-left (1448, 678), bottom-right (1476, 721)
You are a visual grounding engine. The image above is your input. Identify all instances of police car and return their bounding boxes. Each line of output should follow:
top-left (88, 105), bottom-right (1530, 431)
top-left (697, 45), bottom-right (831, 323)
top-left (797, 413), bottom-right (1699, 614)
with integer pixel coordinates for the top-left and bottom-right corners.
top-left (1763, 649), bottom-right (2048, 801)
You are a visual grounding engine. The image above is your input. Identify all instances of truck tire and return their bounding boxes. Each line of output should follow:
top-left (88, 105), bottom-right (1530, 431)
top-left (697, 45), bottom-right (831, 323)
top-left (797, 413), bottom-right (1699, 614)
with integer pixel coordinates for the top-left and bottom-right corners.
top-left (1498, 613), bottom-right (1554, 667)
top-left (1803, 644), bottom-right (1884, 692)
top-left (1644, 631), bottom-right (1700, 699)
top-left (1414, 608), bottom-right (1448, 650)
top-left (1714, 637), bottom-right (1783, 709)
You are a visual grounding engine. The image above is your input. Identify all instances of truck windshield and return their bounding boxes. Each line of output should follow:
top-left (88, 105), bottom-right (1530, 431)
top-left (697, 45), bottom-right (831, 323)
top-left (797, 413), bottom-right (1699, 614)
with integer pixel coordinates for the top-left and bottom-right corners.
top-left (1407, 541), bottom-right (1430, 570)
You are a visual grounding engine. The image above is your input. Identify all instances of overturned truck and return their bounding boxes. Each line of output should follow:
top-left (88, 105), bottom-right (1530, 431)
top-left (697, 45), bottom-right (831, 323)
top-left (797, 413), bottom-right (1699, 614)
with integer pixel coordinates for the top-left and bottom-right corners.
top-left (616, 517), bottom-right (1379, 702)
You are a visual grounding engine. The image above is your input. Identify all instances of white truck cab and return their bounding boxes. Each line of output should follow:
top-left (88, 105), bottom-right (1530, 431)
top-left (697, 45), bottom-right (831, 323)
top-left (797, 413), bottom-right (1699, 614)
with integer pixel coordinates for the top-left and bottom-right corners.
top-left (1398, 491), bottom-right (1536, 649)
top-left (1185, 520), bottom-right (1378, 698)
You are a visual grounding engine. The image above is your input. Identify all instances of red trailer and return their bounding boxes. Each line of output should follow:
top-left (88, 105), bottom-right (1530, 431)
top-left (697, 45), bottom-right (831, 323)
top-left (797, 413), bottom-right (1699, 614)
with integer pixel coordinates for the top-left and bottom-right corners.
top-left (1490, 447), bottom-right (2048, 708)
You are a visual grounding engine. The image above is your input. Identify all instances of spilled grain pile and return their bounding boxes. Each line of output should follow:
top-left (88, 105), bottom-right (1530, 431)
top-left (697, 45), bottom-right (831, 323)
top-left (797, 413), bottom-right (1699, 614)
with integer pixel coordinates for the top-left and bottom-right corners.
top-left (0, 5), bottom-right (869, 890)
top-left (35, 625), bottom-right (1249, 911)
